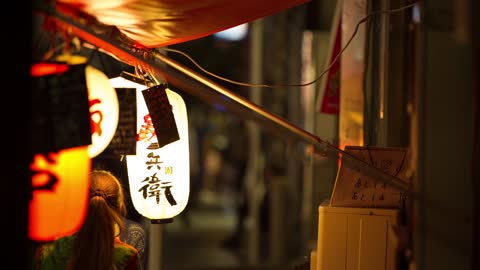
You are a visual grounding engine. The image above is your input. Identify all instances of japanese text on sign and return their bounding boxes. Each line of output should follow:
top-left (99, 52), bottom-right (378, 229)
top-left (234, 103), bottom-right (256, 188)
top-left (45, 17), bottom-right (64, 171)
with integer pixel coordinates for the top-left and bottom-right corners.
top-left (330, 146), bottom-right (408, 208)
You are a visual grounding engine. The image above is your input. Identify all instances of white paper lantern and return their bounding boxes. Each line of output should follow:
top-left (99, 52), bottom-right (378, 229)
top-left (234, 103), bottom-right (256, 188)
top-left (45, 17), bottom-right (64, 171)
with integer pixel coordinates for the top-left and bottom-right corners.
top-left (55, 54), bottom-right (119, 158)
top-left (86, 66), bottom-right (119, 157)
top-left (110, 77), bottom-right (190, 220)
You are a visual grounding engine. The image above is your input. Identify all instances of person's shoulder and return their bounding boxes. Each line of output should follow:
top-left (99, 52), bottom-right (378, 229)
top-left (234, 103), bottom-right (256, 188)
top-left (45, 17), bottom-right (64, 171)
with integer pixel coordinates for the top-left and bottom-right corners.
top-left (38, 235), bottom-right (75, 253)
top-left (123, 218), bottom-right (147, 242)
top-left (123, 250), bottom-right (143, 270)
top-left (115, 238), bottom-right (138, 251)
top-left (124, 218), bottom-right (143, 226)
top-left (33, 235), bottom-right (76, 269)
top-left (114, 239), bottom-right (142, 270)
top-left (125, 219), bottom-right (146, 233)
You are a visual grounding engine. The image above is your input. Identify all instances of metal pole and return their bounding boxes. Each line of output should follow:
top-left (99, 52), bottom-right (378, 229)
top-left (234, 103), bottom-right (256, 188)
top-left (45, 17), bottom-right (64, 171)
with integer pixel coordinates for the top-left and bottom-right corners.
top-left (245, 18), bottom-right (264, 265)
top-left (148, 222), bottom-right (164, 270)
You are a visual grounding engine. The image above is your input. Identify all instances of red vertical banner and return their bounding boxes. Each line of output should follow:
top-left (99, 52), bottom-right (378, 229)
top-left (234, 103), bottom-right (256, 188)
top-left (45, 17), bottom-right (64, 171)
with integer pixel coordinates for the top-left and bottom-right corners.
top-left (320, 20), bottom-right (341, 114)
top-left (317, 2), bottom-right (342, 114)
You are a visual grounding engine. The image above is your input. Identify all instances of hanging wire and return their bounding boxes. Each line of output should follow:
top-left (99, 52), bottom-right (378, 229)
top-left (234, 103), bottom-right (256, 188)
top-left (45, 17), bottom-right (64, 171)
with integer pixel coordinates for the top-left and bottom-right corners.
top-left (160, 2), bottom-right (417, 90)
top-left (33, 0), bottom-right (60, 61)
top-left (134, 64), bottom-right (164, 87)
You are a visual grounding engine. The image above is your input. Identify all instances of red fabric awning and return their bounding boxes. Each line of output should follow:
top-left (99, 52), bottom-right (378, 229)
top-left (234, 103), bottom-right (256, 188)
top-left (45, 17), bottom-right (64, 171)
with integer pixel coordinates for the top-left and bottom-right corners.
top-left (55, 0), bottom-right (310, 48)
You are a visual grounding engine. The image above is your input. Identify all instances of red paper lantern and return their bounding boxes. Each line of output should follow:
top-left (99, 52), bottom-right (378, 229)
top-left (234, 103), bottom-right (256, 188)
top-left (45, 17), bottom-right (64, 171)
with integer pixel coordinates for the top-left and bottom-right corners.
top-left (29, 146), bottom-right (91, 242)
top-left (29, 56), bottom-right (115, 241)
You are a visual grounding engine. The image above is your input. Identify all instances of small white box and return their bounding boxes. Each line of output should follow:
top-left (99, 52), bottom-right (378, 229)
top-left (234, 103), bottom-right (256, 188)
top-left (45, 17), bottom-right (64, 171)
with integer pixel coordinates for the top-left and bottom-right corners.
top-left (315, 200), bottom-right (400, 270)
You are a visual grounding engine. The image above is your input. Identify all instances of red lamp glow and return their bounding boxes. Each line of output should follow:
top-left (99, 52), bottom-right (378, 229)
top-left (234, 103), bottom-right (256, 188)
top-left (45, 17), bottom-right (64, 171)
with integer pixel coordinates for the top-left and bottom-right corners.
top-left (29, 55), bottom-right (116, 241)
top-left (29, 146), bottom-right (90, 242)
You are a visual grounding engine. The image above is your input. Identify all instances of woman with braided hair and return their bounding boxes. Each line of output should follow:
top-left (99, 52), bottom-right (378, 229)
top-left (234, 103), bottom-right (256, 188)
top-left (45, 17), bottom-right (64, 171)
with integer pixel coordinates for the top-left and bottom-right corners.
top-left (33, 170), bottom-right (143, 270)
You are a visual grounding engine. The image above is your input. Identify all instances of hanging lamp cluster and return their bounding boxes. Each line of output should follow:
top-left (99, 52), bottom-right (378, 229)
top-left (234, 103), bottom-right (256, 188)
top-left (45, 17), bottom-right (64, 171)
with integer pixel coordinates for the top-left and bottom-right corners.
top-left (30, 45), bottom-right (190, 241)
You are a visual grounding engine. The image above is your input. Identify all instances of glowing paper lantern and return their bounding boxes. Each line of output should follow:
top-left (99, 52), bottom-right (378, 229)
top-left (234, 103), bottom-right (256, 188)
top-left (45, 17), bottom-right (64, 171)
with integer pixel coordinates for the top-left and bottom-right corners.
top-left (55, 54), bottom-right (119, 158)
top-left (29, 57), bottom-right (118, 241)
top-left (110, 76), bottom-right (190, 221)
top-left (86, 66), bottom-right (119, 157)
top-left (29, 146), bottom-right (91, 242)
top-left (30, 60), bottom-right (92, 242)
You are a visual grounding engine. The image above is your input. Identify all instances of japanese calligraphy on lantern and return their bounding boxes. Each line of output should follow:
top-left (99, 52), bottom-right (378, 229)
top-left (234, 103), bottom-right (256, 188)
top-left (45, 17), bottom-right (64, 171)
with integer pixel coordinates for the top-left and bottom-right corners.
top-left (125, 84), bottom-right (189, 220)
top-left (29, 146), bottom-right (90, 241)
top-left (86, 65), bottom-right (119, 158)
top-left (330, 146), bottom-right (408, 208)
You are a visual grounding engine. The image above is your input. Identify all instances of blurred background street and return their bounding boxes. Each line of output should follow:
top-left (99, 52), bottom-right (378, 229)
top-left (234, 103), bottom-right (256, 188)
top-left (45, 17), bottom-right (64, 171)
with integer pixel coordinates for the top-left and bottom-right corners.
top-left (160, 189), bottom-right (309, 270)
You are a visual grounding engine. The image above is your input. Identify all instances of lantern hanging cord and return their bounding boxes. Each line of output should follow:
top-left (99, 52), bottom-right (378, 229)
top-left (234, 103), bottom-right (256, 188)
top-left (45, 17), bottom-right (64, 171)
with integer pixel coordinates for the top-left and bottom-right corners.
top-left (159, 2), bottom-right (417, 89)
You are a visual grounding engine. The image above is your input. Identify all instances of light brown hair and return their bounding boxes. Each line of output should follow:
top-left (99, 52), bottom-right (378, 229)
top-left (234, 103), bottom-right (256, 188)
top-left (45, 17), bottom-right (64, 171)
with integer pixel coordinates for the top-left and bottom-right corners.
top-left (69, 170), bottom-right (127, 270)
